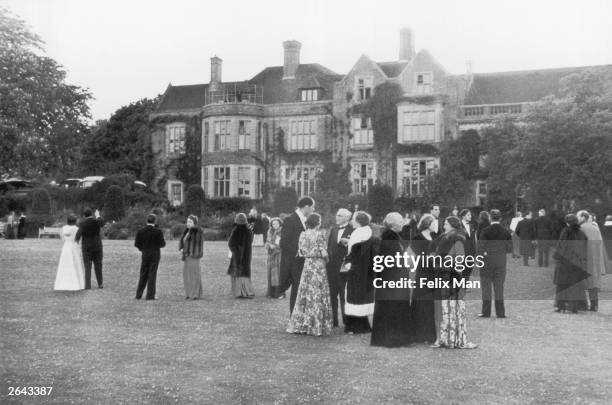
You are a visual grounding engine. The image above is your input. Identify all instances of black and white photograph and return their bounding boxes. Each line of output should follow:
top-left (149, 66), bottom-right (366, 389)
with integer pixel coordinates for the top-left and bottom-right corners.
top-left (1, 0), bottom-right (611, 403)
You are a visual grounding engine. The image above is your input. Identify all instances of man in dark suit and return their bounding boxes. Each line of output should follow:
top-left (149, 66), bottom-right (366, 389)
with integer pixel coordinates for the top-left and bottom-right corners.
top-left (280, 196), bottom-right (315, 314)
top-left (134, 213), bottom-right (166, 300)
top-left (75, 208), bottom-right (104, 289)
top-left (515, 211), bottom-right (536, 266)
top-left (534, 208), bottom-right (552, 267)
top-left (478, 209), bottom-right (513, 318)
top-left (326, 208), bottom-right (354, 327)
top-left (429, 204), bottom-right (443, 237)
top-left (459, 209), bottom-right (477, 279)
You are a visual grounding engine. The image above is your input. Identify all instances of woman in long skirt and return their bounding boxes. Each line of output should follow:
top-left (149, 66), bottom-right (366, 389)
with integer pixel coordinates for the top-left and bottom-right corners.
top-left (287, 213), bottom-right (333, 336)
top-left (54, 214), bottom-right (85, 291)
top-left (179, 214), bottom-right (203, 299)
top-left (344, 211), bottom-right (376, 334)
top-left (371, 212), bottom-right (412, 347)
top-left (435, 216), bottom-right (477, 349)
top-left (228, 213), bottom-right (255, 298)
top-left (265, 217), bottom-right (284, 298)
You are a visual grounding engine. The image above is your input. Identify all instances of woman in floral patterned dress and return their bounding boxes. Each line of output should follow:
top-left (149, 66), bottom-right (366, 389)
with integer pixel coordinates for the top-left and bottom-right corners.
top-left (434, 216), bottom-right (477, 349)
top-left (286, 213), bottom-right (333, 336)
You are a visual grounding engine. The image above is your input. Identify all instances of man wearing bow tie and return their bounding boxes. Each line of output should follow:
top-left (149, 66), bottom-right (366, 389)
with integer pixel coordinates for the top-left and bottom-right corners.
top-left (326, 208), bottom-right (354, 327)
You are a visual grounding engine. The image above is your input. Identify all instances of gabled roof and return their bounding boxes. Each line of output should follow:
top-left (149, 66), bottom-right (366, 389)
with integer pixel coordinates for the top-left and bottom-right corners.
top-left (249, 63), bottom-right (342, 104)
top-left (155, 84), bottom-right (207, 112)
top-left (376, 61), bottom-right (409, 78)
top-left (463, 65), bottom-right (612, 105)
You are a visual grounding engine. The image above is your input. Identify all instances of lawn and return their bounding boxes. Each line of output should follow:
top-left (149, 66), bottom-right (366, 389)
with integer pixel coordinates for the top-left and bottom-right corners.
top-left (1, 239), bottom-right (612, 404)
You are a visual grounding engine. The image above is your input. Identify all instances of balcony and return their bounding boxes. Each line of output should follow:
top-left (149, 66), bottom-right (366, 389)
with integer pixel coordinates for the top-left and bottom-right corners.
top-left (460, 103), bottom-right (526, 120)
top-left (205, 82), bottom-right (263, 105)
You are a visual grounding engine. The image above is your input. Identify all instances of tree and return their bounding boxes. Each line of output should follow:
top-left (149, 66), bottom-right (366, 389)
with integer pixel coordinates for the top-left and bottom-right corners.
top-left (517, 68), bottom-right (612, 215)
top-left (104, 185), bottom-right (125, 221)
top-left (367, 183), bottom-right (394, 223)
top-left (273, 187), bottom-right (298, 215)
top-left (31, 188), bottom-right (51, 215)
top-left (81, 97), bottom-right (160, 183)
top-left (185, 185), bottom-right (205, 218)
top-left (175, 117), bottom-right (202, 186)
top-left (313, 160), bottom-right (352, 218)
top-left (438, 130), bottom-right (482, 205)
top-left (481, 117), bottom-right (525, 212)
top-left (0, 8), bottom-right (92, 178)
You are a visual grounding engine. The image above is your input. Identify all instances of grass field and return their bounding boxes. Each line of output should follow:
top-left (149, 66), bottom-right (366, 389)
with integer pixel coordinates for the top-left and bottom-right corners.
top-left (1, 239), bottom-right (612, 404)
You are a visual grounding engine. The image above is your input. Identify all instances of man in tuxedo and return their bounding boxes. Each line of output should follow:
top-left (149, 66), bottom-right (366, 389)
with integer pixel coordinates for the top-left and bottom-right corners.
top-left (534, 208), bottom-right (553, 267)
top-left (478, 209), bottom-right (513, 318)
top-left (326, 208), bottom-right (353, 327)
top-left (459, 209), bottom-right (477, 279)
top-left (280, 196), bottom-right (315, 314)
top-left (75, 208), bottom-right (104, 289)
top-left (515, 211), bottom-right (536, 266)
top-left (429, 204), bottom-right (443, 237)
top-left (134, 213), bottom-right (166, 300)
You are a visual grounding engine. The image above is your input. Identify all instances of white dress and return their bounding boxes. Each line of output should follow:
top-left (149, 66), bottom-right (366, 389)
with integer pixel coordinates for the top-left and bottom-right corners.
top-left (54, 225), bottom-right (85, 291)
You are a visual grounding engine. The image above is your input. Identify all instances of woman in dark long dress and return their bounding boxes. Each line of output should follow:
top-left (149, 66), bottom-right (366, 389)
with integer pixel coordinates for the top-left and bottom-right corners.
top-left (371, 212), bottom-right (412, 347)
top-left (179, 214), bottom-right (204, 299)
top-left (344, 211), bottom-right (376, 334)
top-left (435, 216), bottom-right (477, 349)
top-left (228, 213), bottom-right (255, 298)
top-left (553, 214), bottom-right (588, 313)
top-left (408, 213), bottom-right (438, 344)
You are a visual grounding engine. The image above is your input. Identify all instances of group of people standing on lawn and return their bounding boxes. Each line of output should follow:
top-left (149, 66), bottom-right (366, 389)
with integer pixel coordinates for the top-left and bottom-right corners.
top-left (50, 197), bottom-right (610, 347)
top-left (279, 198), bottom-right (484, 349)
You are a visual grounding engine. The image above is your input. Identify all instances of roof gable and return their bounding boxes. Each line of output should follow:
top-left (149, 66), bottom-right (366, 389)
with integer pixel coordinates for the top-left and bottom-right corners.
top-left (155, 84), bottom-right (207, 112)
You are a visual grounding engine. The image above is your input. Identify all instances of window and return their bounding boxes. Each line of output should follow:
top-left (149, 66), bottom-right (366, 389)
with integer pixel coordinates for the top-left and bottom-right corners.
top-left (301, 89), bottom-right (319, 101)
top-left (213, 167), bottom-right (231, 197)
top-left (352, 162), bottom-right (376, 194)
top-left (402, 110), bottom-right (436, 142)
top-left (283, 165), bottom-right (321, 197)
top-left (477, 181), bottom-right (487, 206)
top-left (166, 125), bottom-right (185, 155)
top-left (214, 120), bottom-right (231, 150)
top-left (203, 122), bottom-right (209, 152)
top-left (401, 158), bottom-right (439, 196)
top-left (415, 72), bottom-right (433, 94)
top-left (256, 122), bottom-right (262, 152)
top-left (237, 167), bottom-right (251, 197)
top-left (289, 120), bottom-right (317, 150)
top-left (356, 77), bottom-right (373, 101)
top-left (238, 120), bottom-right (250, 150)
top-left (169, 181), bottom-right (183, 206)
top-left (256, 168), bottom-right (262, 198)
top-left (351, 117), bottom-right (374, 145)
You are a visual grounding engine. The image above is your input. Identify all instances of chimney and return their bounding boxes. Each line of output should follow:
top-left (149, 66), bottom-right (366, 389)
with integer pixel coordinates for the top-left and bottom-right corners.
top-left (399, 28), bottom-right (415, 61)
top-left (210, 56), bottom-right (222, 90)
top-left (282, 40), bottom-right (301, 79)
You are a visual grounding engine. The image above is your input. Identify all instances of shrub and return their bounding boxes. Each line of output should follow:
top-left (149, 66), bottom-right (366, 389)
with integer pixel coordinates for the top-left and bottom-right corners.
top-left (170, 222), bottom-right (186, 239)
top-left (107, 222), bottom-right (129, 240)
top-left (185, 185), bottom-right (205, 219)
top-left (104, 185), bottom-right (125, 221)
top-left (23, 214), bottom-right (55, 237)
top-left (31, 188), bottom-right (51, 215)
top-left (272, 187), bottom-right (298, 215)
top-left (203, 197), bottom-right (257, 215)
top-left (348, 193), bottom-right (368, 212)
top-left (367, 183), bottom-right (394, 223)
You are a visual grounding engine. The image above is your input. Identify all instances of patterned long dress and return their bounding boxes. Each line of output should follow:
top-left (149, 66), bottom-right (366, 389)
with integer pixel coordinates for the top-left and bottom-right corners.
top-left (286, 229), bottom-right (333, 336)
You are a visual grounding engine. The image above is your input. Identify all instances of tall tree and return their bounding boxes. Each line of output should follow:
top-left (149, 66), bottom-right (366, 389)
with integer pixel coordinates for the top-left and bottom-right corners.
top-left (0, 8), bottom-right (92, 178)
top-left (518, 68), bottom-right (612, 213)
top-left (81, 97), bottom-right (160, 183)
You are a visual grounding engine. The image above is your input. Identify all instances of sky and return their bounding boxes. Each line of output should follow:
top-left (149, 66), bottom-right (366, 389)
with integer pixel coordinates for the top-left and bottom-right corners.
top-left (4, 0), bottom-right (612, 121)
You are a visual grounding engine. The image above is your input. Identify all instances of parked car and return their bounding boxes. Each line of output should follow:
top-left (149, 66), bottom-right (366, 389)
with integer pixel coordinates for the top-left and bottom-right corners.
top-left (79, 176), bottom-right (104, 188)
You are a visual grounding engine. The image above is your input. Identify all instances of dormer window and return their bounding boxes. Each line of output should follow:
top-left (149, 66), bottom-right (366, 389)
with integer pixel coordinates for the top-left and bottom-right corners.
top-left (355, 77), bottom-right (373, 101)
top-left (301, 89), bottom-right (319, 101)
top-left (415, 72), bottom-right (433, 94)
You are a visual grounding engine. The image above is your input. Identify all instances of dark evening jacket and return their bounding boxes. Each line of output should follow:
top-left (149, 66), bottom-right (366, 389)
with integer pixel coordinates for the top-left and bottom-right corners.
top-left (179, 227), bottom-right (204, 259)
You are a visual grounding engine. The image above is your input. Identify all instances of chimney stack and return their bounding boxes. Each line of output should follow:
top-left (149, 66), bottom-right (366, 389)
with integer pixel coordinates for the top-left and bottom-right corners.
top-left (399, 28), bottom-right (415, 61)
top-left (210, 56), bottom-right (222, 90)
top-left (282, 40), bottom-right (301, 79)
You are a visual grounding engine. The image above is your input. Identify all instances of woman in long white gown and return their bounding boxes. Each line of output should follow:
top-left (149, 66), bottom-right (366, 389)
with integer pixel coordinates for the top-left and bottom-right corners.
top-left (54, 215), bottom-right (85, 291)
